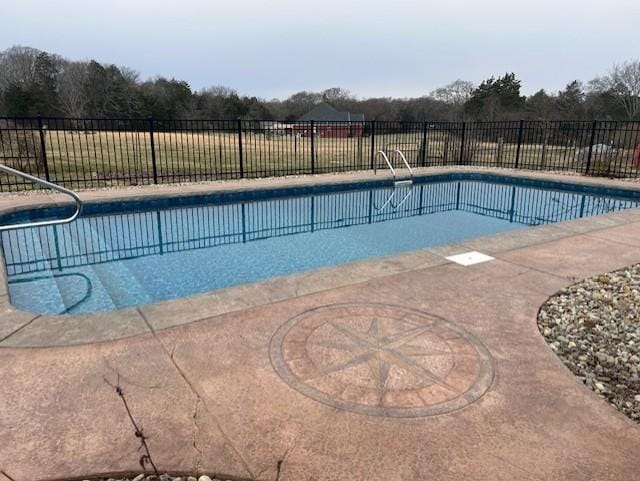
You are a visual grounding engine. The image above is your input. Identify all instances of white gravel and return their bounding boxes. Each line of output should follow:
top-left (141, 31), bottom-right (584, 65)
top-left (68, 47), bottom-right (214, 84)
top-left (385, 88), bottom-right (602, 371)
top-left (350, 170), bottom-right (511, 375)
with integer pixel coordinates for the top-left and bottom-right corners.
top-left (538, 264), bottom-right (640, 422)
top-left (79, 475), bottom-right (229, 481)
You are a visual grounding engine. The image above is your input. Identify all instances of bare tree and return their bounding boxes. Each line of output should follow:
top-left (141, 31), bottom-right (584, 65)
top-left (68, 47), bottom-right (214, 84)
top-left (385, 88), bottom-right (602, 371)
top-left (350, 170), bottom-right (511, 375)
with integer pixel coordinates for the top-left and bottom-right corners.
top-left (0, 45), bottom-right (41, 90)
top-left (592, 60), bottom-right (640, 120)
top-left (57, 60), bottom-right (89, 117)
top-left (431, 79), bottom-right (474, 106)
top-left (119, 66), bottom-right (140, 84)
top-left (322, 87), bottom-right (354, 102)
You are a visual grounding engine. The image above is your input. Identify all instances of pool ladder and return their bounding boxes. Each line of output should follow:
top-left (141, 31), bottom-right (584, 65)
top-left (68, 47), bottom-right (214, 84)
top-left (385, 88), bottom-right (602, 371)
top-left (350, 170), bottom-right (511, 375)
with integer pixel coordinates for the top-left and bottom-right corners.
top-left (374, 149), bottom-right (414, 187)
top-left (373, 149), bottom-right (414, 211)
top-left (0, 163), bottom-right (83, 231)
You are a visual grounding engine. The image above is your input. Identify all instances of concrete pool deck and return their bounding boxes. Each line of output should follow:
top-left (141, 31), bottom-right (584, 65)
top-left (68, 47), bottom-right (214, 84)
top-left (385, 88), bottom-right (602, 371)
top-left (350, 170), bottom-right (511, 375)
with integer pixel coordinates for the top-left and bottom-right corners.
top-left (1, 168), bottom-right (640, 480)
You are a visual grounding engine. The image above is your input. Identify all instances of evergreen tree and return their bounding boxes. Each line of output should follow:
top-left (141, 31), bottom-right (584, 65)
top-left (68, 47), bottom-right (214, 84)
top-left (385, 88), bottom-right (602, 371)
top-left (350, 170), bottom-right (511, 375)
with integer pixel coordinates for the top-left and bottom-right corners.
top-left (464, 73), bottom-right (525, 120)
top-left (556, 81), bottom-right (585, 119)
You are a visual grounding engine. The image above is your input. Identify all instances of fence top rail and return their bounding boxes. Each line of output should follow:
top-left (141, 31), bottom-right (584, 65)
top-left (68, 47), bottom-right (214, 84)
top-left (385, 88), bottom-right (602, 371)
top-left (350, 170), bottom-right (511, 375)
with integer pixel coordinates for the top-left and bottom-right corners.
top-left (1, 116), bottom-right (639, 125)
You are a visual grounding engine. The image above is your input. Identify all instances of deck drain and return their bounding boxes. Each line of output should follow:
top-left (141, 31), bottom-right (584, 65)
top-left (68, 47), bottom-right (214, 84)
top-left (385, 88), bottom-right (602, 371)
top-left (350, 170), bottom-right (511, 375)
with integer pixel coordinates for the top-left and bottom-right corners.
top-left (445, 251), bottom-right (495, 266)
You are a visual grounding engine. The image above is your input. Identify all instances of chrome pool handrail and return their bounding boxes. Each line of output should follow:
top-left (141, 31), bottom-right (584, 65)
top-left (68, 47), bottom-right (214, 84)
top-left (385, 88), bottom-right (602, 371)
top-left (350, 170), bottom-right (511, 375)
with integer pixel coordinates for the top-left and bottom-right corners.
top-left (374, 150), bottom-right (397, 180)
top-left (391, 149), bottom-right (414, 183)
top-left (374, 149), bottom-right (414, 186)
top-left (0, 164), bottom-right (83, 231)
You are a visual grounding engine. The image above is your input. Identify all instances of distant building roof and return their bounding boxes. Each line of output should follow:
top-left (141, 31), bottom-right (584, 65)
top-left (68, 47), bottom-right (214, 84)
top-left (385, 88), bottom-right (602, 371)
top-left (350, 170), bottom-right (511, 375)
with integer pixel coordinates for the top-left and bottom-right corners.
top-left (298, 103), bottom-right (364, 122)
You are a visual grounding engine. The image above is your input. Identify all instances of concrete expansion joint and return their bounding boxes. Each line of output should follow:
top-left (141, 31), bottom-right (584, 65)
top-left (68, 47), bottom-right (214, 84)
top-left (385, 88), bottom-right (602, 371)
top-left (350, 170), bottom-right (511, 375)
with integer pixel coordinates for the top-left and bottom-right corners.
top-left (0, 469), bottom-right (17, 481)
top-left (493, 255), bottom-right (575, 283)
top-left (0, 313), bottom-right (40, 345)
top-left (583, 231), bottom-right (640, 249)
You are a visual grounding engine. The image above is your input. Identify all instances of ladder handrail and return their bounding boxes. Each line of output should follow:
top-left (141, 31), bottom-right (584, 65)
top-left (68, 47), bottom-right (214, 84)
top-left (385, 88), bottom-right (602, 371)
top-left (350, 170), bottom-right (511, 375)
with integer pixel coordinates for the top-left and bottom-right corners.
top-left (374, 149), bottom-right (414, 184)
top-left (391, 149), bottom-right (414, 182)
top-left (0, 164), bottom-right (83, 232)
top-left (374, 150), bottom-right (397, 181)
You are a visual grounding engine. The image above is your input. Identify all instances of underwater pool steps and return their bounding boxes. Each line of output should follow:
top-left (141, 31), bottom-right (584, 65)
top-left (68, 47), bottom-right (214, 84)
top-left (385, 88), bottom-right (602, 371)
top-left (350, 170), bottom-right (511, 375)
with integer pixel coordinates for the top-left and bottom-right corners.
top-left (83, 220), bottom-right (152, 308)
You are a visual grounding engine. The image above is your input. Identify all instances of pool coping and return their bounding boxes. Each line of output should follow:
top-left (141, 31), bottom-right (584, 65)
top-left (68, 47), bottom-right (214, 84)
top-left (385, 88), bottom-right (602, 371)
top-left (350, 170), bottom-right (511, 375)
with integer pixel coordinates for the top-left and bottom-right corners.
top-left (2, 166), bottom-right (640, 348)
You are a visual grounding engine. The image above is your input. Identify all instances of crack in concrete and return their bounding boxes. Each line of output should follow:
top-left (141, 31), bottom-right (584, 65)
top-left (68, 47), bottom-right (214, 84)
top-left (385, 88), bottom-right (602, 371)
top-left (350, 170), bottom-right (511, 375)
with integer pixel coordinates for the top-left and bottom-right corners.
top-left (103, 359), bottom-right (163, 390)
top-left (192, 397), bottom-right (204, 474)
top-left (136, 307), bottom-right (257, 480)
top-left (250, 433), bottom-right (298, 481)
top-left (488, 453), bottom-right (548, 481)
top-left (275, 436), bottom-right (299, 481)
top-left (274, 445), bottom-right (291, 481)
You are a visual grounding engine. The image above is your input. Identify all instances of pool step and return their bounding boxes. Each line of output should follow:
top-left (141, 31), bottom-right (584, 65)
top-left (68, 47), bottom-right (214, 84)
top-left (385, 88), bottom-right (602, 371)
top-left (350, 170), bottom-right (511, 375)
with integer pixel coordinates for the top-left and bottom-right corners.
top-left (5, 226), bottom-right (67, 314)
top-left (57, 221), bottom-right (118, 313)
top-left (394, 179), bottom-right (413, 187)
top-left (83, 218), bottom-right (152, 310)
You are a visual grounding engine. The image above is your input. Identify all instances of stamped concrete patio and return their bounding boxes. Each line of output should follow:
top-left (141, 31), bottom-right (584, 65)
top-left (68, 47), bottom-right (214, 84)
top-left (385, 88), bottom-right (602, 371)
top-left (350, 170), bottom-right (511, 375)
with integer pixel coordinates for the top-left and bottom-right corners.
top-left (1, 169), bottom-right (640, 481)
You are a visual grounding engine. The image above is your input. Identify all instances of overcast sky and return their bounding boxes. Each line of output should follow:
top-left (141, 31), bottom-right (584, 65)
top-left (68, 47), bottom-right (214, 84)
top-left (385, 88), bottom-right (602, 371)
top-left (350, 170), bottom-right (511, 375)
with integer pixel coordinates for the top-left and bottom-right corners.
top-left (1, 0), bottom-right (638, 99)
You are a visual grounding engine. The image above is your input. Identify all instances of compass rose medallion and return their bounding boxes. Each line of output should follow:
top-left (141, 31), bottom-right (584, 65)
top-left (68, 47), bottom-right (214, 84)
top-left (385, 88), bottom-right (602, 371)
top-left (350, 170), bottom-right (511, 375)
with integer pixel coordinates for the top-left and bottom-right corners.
top-left (269, 303), bottom-right (494, 417)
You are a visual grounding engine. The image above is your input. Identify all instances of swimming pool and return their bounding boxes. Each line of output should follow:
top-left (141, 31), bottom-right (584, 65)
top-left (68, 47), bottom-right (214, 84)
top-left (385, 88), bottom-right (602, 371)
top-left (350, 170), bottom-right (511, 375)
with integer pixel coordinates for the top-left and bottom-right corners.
top-left (2, 173), bottom-right (639, 314)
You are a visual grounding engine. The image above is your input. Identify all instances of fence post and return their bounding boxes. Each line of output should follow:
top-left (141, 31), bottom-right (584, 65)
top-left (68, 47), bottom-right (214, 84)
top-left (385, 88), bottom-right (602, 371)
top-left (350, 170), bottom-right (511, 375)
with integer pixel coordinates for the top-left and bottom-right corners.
top-left (541, 121), bottom-right (550, 169)
top-left (585, 120), bottom-right (598, 175)
top-left (496, 137), bottom-right (504, 165)
top-left (369, 120), bottom-right (376, 170)
top-left (421, 121), bottom-right (428, 167)
top-left (310, 120), bottom-right (315, 174)
top-left (514, 119), bottom-right (524, 169)
top-left (37, 116), bottom-right (50, 181)
top-left (148, 117), bottom-right (158, 184)
top-left (459, 122), bottom-right (466, 164)
top-left (237, 119), bottom-right (244, 178)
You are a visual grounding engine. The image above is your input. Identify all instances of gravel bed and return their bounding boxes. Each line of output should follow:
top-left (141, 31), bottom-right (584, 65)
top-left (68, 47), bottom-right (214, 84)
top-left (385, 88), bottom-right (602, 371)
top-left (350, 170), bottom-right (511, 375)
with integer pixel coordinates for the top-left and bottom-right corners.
top-left (538, 264), bottom-right (640, 422)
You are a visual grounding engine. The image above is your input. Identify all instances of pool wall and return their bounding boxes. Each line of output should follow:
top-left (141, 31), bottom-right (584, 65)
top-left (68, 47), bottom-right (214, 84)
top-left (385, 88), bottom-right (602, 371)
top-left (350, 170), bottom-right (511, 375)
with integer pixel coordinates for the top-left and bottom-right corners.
top-left (3, 170), bottom-right (640, 225)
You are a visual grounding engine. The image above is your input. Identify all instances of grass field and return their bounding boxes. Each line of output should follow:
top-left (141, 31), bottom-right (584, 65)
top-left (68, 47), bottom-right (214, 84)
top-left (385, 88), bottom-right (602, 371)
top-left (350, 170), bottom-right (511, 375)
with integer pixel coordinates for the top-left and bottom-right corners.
top-left (0, 128), bottom-right (638, 190)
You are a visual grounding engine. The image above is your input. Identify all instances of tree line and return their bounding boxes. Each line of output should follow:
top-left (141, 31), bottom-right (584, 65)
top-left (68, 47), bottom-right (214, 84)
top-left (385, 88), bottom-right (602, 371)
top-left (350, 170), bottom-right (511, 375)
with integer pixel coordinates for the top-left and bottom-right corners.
top-left (1, 45), bottom-right (639, 122)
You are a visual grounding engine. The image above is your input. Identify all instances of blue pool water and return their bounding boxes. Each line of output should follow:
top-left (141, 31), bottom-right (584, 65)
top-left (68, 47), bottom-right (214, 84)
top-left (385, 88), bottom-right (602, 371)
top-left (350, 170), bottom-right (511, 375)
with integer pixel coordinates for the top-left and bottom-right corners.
top-left (2, 174), bottom-right (639, 314)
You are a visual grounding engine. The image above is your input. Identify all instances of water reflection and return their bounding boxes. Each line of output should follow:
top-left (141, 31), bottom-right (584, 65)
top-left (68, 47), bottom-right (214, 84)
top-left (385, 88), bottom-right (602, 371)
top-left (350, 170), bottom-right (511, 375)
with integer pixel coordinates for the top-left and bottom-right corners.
top-left (2, 180), bottom-right (637, 278)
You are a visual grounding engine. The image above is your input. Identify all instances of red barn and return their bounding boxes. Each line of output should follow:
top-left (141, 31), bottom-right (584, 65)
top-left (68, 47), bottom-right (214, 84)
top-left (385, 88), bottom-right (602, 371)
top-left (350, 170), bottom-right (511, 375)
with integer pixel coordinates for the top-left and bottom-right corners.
top-left (293, 103), bottom-right (365, 138)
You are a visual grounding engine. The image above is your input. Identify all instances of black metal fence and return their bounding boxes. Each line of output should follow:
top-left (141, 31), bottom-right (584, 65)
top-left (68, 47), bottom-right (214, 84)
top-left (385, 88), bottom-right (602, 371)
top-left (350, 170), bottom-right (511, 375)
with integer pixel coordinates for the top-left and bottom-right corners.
top-left (1, 117), bottom-right (640, 192)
